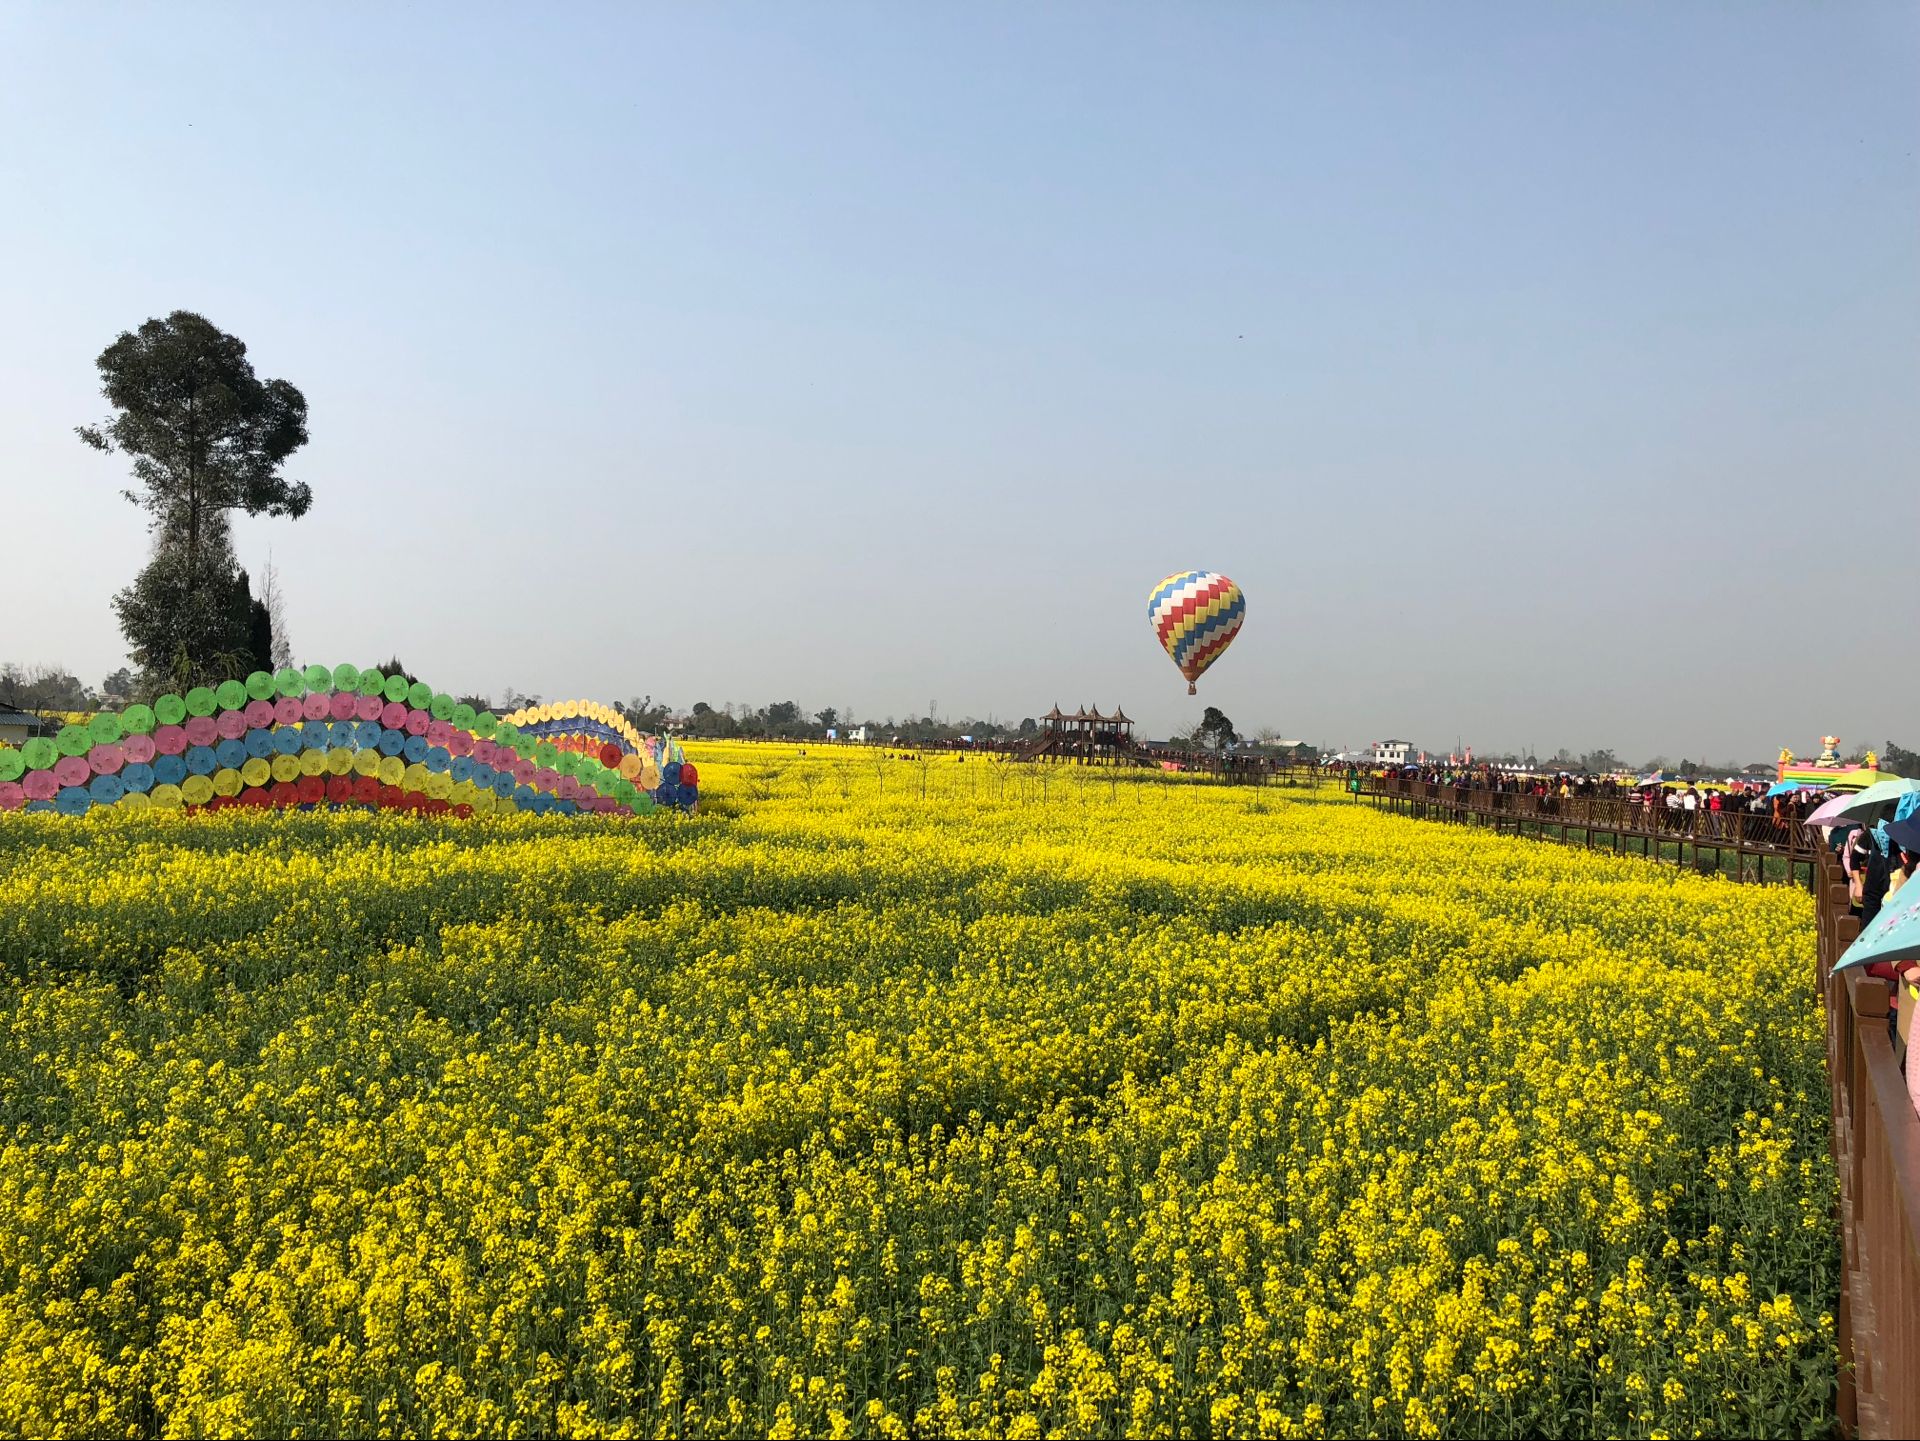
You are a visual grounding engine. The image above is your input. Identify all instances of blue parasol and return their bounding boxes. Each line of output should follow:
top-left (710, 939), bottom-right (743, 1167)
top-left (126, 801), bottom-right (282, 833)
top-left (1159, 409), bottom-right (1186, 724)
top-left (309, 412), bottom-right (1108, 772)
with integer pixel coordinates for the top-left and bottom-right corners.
top-left (1837, 885), bottom-right (1920, 971)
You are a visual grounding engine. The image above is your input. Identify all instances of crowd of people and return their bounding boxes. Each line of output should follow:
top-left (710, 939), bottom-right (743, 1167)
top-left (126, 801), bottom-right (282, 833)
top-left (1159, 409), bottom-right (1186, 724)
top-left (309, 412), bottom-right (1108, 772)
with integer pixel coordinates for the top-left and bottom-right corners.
top-left (1848, 810), bottom-right (1920, 1046)
top-left (1358, 762), bottom-right (1824, 836)
top-left (1361, 759), bottom-right (1920, 1120)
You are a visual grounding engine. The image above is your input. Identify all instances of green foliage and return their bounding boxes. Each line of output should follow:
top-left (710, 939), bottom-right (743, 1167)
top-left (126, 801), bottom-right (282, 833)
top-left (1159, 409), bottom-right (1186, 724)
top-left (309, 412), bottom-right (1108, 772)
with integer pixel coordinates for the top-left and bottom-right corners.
top-left (77, 310), bottom-right (310, 572)
top-left (0, 665), bottom-right (91, 715)
top-left (79, 312), bottom-right (311, 689)
top-left (111, 538), bottom-right (272, 694)
top-left (620, 696), bottom-right (673, 731)
top-left (1196, 705), bottom-right (1238, 752)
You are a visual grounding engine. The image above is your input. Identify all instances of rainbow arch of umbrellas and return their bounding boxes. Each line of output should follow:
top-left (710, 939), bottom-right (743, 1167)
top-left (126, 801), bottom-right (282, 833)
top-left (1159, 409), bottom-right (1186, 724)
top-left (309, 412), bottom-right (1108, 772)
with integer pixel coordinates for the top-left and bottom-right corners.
top-left (0, 663), bottom-right (696, 818)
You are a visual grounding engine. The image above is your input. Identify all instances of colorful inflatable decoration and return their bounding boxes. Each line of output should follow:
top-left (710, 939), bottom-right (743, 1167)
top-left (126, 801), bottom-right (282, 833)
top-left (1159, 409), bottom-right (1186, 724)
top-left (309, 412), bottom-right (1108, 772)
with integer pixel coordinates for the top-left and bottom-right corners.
top-left (0, 664), bottom-right (696, 818)
top-left (1148, 570), bottom-right (1246, 695)
top-left (1776, 741), bottom-right (1895, 795)
top-left (499, 700), bottom-right (698, 811)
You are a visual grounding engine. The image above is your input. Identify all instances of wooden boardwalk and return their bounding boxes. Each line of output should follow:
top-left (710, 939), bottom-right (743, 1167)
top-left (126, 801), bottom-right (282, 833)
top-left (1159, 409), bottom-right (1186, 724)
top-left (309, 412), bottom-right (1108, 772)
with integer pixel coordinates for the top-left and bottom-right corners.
top-left (1816, 847), bottom-right (1920, 1437)
top-left (1358, 775), bottom-right (1825, 888)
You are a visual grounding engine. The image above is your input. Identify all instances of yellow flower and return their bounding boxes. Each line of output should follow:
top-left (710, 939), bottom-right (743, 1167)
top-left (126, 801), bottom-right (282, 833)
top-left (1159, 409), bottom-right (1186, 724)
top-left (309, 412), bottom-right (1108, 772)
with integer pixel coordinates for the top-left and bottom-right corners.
top-left (0, 747), bottom-right (1837, 1438)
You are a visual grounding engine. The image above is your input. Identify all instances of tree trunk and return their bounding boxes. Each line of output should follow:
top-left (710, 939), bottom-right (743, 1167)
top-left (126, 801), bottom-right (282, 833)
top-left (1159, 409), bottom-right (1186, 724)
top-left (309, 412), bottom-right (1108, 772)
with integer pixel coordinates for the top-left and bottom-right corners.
top-left (186, 379), bottom-right (199, 588)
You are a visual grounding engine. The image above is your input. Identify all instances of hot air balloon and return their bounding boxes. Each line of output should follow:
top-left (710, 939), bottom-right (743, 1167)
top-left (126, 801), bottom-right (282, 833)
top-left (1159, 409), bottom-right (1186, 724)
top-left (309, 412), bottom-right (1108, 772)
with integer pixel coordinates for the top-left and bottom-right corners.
top-left (1148, 570), bottom-right (1245, 694)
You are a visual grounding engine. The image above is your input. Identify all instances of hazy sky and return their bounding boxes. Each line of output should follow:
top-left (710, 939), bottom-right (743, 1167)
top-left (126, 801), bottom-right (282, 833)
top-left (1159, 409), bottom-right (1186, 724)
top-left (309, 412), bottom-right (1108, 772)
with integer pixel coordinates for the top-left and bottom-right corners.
top-left (2, 4), bottom-right (1915, 760)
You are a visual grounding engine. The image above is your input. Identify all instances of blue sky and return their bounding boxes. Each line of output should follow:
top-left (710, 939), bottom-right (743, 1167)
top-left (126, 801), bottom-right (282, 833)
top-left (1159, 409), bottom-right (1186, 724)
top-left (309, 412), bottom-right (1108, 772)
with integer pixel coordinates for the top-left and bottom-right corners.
top-left (2, 3), bottom-right (1914, 758)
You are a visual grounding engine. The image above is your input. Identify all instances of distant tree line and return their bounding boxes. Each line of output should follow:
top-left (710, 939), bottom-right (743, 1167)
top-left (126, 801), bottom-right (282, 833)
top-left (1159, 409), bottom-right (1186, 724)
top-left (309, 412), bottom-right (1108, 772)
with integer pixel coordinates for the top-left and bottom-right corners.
top-left (9, 650), bottom-right (1918, 783)
top-left (676, 701), bottom-right (1019, 743)
top-left (0, 664), bottom-right (134, 717)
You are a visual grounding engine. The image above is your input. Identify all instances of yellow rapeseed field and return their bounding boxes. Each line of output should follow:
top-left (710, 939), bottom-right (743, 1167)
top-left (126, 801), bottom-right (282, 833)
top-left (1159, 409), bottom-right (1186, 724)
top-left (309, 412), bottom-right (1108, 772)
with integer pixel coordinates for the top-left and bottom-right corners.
top-left (0, 743), bottom-right (1835, 1438)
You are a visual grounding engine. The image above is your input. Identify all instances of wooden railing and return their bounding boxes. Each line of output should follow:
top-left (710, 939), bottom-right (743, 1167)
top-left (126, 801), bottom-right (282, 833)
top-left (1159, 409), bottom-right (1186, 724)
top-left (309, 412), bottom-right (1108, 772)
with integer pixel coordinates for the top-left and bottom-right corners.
top-left (1816, 847), bottom-right (1920, 1437)
top-left (1357, 775), bottom-right (1824, 887)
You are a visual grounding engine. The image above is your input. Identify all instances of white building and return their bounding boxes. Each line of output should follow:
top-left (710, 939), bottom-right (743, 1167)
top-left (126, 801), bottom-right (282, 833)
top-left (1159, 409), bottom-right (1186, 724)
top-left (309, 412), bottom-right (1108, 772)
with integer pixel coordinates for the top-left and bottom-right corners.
top-left (1370, 739), bottom-right (1414, 767)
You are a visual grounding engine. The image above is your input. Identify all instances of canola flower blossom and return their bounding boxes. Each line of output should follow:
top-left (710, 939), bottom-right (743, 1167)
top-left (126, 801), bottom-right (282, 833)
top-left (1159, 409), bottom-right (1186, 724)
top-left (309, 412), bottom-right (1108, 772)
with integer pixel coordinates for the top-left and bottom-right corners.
top-left (0, 744), bottom-right (1836, 1437)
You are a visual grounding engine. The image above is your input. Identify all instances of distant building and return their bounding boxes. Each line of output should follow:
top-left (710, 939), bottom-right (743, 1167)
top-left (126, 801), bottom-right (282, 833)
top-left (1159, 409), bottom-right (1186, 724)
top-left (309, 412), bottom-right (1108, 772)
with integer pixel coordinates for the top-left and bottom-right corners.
top-left (845, 725), bottom-right (869, 743)
top-left (1370, 739), bottom-right (1414, 767)
top-left (0, 707), bottom-right (47, 748)
top-left (1252, 738), bottom-right (1318, 762)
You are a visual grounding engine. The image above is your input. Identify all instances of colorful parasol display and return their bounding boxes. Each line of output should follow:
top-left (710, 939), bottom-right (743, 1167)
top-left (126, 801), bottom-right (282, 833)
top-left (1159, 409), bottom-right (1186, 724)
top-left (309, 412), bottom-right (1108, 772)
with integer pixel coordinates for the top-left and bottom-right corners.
top-left (0, 665), bottom-right (696, 818)
top-left (498, 700), bottom-right (696, 810)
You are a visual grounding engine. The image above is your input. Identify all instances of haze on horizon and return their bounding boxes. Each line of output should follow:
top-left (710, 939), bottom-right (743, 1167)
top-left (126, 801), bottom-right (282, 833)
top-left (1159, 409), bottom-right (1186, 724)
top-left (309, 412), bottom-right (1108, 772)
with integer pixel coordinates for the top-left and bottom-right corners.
top-left (1, 4), bottom-right (1915, 762)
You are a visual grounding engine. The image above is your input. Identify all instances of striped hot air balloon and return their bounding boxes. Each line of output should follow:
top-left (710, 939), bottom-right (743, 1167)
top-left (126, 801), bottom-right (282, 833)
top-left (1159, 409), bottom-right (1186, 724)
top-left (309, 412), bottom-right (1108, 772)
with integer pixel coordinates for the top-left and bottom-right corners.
top-left (1148, 570), bottom-right (1246, 694)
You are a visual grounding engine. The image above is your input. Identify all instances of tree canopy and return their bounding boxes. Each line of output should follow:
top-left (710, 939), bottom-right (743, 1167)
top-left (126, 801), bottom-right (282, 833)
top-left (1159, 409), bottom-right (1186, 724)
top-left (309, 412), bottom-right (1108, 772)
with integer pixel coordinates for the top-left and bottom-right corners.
top-left (111, 533), bottom-right (272, 690)
top-left (79, 312), bottom-right (312, 691)
top-left (0, 665), bottom-right (92, 716)
top-left (1195, 707), bottom-right (1238, 752)
top-left (78, 310), bottom-right (311, 583)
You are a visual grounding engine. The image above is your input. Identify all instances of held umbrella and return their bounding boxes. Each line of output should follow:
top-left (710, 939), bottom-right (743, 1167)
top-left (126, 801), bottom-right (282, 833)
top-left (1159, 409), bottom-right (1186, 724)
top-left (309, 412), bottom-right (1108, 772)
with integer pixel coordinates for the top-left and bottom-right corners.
top-left (1835, 818), bottom-right (1920, 972)
top-left (1766, 780), bottom-right (1827, 797)
top-left (1806, 776), bottom-right (1920, 828)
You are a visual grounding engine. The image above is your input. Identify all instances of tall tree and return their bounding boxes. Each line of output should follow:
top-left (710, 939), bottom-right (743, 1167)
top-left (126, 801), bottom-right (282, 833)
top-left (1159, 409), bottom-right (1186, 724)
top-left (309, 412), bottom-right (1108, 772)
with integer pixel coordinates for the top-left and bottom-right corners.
top-left (1196, 706), bottom-right (1238, 752)
top-left (260, 559), bottom-right (293, 669)
top-left (112, 532), bottom-right (269, 690)
top-left (240, 573), bottom-right (273, 676)
top-left (78, 311), bottom-right (311, 589)
top-left (79, 312), bottom-right (311, 688)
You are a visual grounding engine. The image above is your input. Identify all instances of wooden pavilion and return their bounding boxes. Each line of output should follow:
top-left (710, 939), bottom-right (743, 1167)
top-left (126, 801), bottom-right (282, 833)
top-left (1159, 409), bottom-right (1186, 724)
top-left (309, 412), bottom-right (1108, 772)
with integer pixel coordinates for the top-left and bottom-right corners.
top-left (1028, 704), bottom-right (1138, 764)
